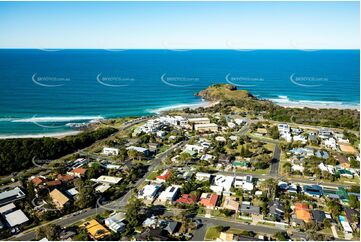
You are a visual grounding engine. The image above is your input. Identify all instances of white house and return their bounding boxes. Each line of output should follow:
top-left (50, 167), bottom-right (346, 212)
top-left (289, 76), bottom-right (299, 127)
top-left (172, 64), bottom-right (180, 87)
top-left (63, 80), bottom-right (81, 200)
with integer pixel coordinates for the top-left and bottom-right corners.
top-left (184, 144), bottom-right (204, 153)
top-left (229, 135), bottom-right (238, 141)
top-left (278, 123), bottom-right (290, 133)
top-left (105, 213), bottom-right (126, 233)
top-left (102, 147), bottom-right (119, 156)
top-left (194, 123), bottom-right (218, 132)
top-left (93, 175), bottom-right (122, 185)
top-left (126, 146), bottom-right (149, 156)
top-left (227, 122), bottom-right (236, 129)
top-left (188, 117), bottom-right (210, 124)
top-left (280, 132), bottom-right (292, 142)
top-left (213, 175), bottom-right (234, 192)
top-left (157, 186), bottom-right (180, 203)
top-left (293, 135), bottom-right (307, 144)
top-left (200, 154), bottom-right (214, 161)
top-left (215, 136), bottom-right (226, 142)
top-left (324, 138), bottom-right (337, 150)
top-left (318, 129), bottom-right (332, 139)
top-left (138, 184), bottom-right (161, 200)
top-left (195, 172), bottom-right (211, 182)
top-left (292, 164), bottom-right (305, 173)
top-left (234, 118), bottom-right (246, 125)
top-left (318, 163), bottom-right (336, 174)
top-left (234, 176), bottom-right (254, 191)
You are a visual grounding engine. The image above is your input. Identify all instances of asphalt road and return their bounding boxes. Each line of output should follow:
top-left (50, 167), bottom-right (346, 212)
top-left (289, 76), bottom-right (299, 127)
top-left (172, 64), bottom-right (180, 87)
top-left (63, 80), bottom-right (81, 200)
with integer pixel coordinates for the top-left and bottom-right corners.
top-left (269, 144), bottom-right (281, 176)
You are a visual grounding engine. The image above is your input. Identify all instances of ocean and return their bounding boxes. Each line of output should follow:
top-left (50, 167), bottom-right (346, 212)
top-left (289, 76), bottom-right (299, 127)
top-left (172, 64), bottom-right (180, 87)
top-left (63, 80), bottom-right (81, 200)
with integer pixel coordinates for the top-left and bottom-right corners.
top-left (0, 49), bottom-right (359, 137)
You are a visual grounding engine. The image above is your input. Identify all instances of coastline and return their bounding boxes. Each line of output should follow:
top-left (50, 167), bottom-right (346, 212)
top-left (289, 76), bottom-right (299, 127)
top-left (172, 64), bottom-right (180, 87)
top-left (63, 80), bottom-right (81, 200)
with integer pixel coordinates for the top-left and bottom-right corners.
top-left (0, 96), bottom-right (359, 139)
top-left (269, 95), bottom-right (360, 110)
top-left (0, 130), bottom-right (81, 140)
top-left (275, 102), bottom-right (360, 111)
top-left (148, 100), bottom-right (219, 114)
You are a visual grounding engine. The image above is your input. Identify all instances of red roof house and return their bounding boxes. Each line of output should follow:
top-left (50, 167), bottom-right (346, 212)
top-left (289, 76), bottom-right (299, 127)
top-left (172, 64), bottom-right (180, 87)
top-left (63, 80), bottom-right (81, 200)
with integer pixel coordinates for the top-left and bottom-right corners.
top-left (199, 193), bottom-right (219, 209)
top-left (67, 167), bottom-right (87, 178)
top-left (156, 169), bottom-right (172, 182)
top-left (57, 174), bottom-right (75, 182)
top-left (176, 194), bottom-right (198, 205)
top-left (31, 177), bottom-right (47, 186)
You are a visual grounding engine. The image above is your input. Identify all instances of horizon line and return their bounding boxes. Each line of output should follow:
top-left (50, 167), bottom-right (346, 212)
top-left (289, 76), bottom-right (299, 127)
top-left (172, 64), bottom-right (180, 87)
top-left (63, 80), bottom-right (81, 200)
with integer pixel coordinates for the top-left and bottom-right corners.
top-left (0, 48), bottom-right (359, 51)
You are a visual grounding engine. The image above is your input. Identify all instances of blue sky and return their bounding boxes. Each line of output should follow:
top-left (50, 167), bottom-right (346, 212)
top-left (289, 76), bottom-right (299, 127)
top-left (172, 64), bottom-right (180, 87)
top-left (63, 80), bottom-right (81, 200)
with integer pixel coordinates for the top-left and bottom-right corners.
top-left (0, 1), bottom-right (359, 49)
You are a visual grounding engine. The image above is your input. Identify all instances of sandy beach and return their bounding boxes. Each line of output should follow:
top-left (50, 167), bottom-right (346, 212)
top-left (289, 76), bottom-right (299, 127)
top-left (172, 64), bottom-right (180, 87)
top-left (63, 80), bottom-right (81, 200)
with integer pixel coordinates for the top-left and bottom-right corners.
top-left (0, 130), bottom-right (81, 139)
top-left (277, 102), bottom-right (360, 111)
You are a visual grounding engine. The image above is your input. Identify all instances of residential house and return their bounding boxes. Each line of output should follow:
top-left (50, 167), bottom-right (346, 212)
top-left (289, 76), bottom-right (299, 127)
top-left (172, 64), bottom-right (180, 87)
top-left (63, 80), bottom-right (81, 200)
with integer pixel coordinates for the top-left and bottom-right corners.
top-left (311, 210), bottom-right (326, 224)
top-left (138, 184), bottom-right (161, 200)
top-left (82, 219), bottom-right (111, 240)
top-left (57, 174), bottom-right (75, 183)
top-left (215, 136), bottom-right (226, 142)
top-left (212, 175), bottom-right (234, 194)
top-left (218, 154), bottom-right (232, 165)
top-left (195, 172), bottom-right (211, 182)
top-left (31, 176), bottom-right (47, 186)
top-left (318, 129), bottom-right (332, 139)
top-left (184, 144), bottom-right (204, 154)
top-left (240, 201), bottom-right (260, 215)
top-left (104, 212), bottom-right (126, 233)
top-left (94, 175), bottom-right (122, 185)
top-left (49, 189), bottom-right (70, 209)
top-left (268, 199), bottom-right (285, 221)
top-left (0, 187), bottom-right (26, 206)
top-left (188, 117), bottom-right (210, 124)
top-left (339, 215), bottom-right (353, 234)
top-left (318, 163), bottom-right (335, 174)
top-left (200, 154), bottom-right (214, 162)
top-left (102, 147), bottom-right (119, 156)
top-left (126, 146), bottom-right (149, 156)
top-left (234, 175), bottom-right (254, 191)
top-left (164, 221), bottom-right (180, 235)
top-left (157, 186), bottom-right (180, 203)
top-left (222, 196), bottom-right (239, 211)
top-left (3, 209), bottom-right (29, 228)
top-left (324, 138), bottom-right (337, 150)
top-left (67, 167), bottom-right (87, 178)
top-left (156, 170), bottom-right (172, 183)
top-left (335, 154), bottom-right (351, 169)
top-left (194, 123), bottom-right (218, 132)
top-left (315, 150), bottom-right (329, 159)
top-left (176, 194), bottom-right (198, 205)
top-left (344, 207), bottom-right (360, 230)
top-left (293, 135), bottom-right (307, 144)
top-left (303, 185), bottom-right (323, 198)
top-left (293, 203), bottom-right (312, 224)
top-left (199, 193), bottom-right (219, 209)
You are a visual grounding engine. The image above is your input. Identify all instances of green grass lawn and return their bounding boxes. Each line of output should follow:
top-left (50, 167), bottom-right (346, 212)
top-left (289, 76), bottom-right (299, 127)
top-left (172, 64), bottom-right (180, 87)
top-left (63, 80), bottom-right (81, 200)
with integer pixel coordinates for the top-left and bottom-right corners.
top-left (204, 227), bottom-right (221, 240)
top-left (146, 171), bottom-right (159, 180)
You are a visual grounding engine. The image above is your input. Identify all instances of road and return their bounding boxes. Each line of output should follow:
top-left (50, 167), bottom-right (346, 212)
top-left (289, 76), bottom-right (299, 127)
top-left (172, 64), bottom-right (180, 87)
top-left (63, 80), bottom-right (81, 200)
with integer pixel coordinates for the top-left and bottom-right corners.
top-left (9, 137), bottom-right (186, 241)
top-left (162, 210), bottom-right (308, 241)
top-left (270, 144), bottom-right (281, 176)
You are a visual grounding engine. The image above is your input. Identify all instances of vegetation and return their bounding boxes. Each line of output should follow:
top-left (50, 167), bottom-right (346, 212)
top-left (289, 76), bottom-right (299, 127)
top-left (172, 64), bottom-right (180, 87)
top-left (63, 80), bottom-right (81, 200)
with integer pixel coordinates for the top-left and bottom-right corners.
top-left (0, 127), bottom-right (117, 175)
top-left (195, 84), bottom-right (360, 131)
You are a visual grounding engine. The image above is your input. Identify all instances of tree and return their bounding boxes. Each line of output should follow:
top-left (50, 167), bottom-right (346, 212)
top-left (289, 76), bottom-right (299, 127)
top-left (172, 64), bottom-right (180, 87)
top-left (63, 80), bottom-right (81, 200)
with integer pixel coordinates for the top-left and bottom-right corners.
top-left (326, 200), bottom-right (342, 217)
top-left (127, 149), bottom-right (138, 161)
top-left (74, 180), bottom-right (96, 209)
top-left (36, 224), bottom-right (61, 240)
top-left (73, 227), bottom-right (89, 241)
top-left (283, 162), bottom-right (292, 174)
top-left (349, 195), bottom-right (360, 209)
top-left (274, 231), bottom-right (288, 241)
top-left (125, 197), bottom-right (144, 234)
